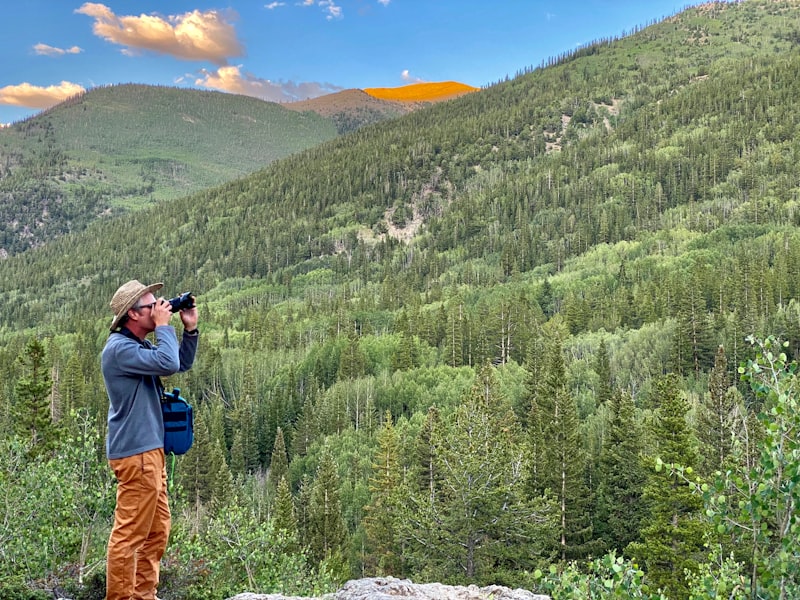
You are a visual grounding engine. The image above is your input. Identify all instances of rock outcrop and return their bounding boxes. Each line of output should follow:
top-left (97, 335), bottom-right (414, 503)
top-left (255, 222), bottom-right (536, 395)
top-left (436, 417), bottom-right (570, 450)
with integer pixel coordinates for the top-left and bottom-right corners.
top-left (226, 576), bottom-right (550, 600)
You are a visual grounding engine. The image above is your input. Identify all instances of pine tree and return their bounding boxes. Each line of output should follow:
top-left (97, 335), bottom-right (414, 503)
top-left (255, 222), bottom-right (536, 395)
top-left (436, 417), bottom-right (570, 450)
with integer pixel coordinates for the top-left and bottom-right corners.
top-left (697, 345), bottom-right (741, 476)
top-left (338, 331), bottom-right (366, 380)
top-left (268, 426), bottom-right (289, 490)
top-left (292, 387), bottom-right (320, 458)
top-left (594, 339), bottom-right (613, 406)
top-left (14, 338), bottom-right (57, 457)
top-left (181, 406), bottom-right (233, 511)
top-left (272, 475), bottom-right (300, 553)
top-left (627, 374), bottom-right (707, 598)
top-left (401, 363), bottom-right (554, 582)
top-left (525, 326), bottom-right (595, 560)
top-left (595, 389), bottom-right (647, 553)
top-left (306, 445), bottom-right (348, 565)
top-left (413, 405), bottom-right (441, 502)
top-left (363, 410), bottom-right (402, 575)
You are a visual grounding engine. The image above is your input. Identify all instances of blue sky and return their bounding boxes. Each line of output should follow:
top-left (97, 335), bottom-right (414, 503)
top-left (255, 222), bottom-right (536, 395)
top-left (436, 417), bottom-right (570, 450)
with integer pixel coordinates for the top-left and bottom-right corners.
top-left (0, 1), bottom-right (696, 125)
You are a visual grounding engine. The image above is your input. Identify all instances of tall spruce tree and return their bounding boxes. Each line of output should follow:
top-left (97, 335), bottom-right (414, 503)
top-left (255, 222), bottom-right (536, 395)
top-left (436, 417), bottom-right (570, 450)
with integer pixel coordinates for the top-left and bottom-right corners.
top-left (306, 445), bottom-right (348, 567)
top-left (594, 389), bottom-right (647, 553)
top-left (363, 410), bottom-right (402, 575)
top-left (594, 339), bottom-right (613, 407)
top-left (14, 338), bottom-right (57, 457)
top-left (697, 345), bottom-right (741, 476)
top-left (627, 374), bottom-right (707, 598)
top-left (272, 475), bottom-right (300, 553)
top-left (268, 426), bottom-right (289, 491)
top-left (525, 324), bottom-right (595, 561)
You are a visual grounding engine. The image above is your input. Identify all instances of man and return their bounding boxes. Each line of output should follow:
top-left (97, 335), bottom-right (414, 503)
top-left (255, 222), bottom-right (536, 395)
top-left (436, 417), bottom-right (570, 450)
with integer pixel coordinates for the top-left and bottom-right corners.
top-left (102, 280), bottom-right (199, 600)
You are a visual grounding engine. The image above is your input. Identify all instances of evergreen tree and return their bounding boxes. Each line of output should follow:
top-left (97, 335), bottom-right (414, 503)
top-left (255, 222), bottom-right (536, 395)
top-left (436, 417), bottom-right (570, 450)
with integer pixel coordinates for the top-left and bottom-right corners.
top-left (363, 411), bottom-right (402, 575)
top-left (413, 405), bottom-right (441, 502)
top-left (292, 387), bottom-right (320, 458)
top-left (14, 338), bottom-right (57, 457)
top-left (627, 374), bottom-right (707, 598)
top-left (338, 331), bottom-right (367, 380)
top-left (525, 325), bottom-right (595, 560)
top-left (401, 364), bottom-right (554, 582)
top-left (697, 345), bottom-right (741, 476)
top-left (181, 406), bottom-right (234, 511)
top-left (595, 389), bottom-right (647, 553)
top-left (594, 339), bottom-right (613, 407)
top-left (306, 445), bottom-right (348, 566)
top-left (268, 427), bottom-right (289, 491)
top-left (273, 475), bottom-right (300, 553)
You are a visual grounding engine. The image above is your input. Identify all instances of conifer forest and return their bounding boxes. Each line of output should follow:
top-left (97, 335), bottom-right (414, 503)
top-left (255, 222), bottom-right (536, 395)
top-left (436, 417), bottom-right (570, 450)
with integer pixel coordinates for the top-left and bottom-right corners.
top-left (1, 1), bottom-right (800, 598)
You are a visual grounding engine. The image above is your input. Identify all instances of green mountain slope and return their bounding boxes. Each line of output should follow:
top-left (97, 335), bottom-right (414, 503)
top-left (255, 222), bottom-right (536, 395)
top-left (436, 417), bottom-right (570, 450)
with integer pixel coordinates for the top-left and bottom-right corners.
top-left (3, 0), bottom-right (797, 336)
top-left (0, 84), bottom-right (339, 254)
top-left (4, 0), bottom-right (800, 594)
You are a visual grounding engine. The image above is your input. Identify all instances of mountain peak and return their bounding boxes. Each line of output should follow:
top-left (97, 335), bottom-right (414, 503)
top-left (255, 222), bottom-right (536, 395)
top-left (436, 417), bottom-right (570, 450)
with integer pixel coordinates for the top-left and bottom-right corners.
top-left (363, 81), bottom-right (478, 103)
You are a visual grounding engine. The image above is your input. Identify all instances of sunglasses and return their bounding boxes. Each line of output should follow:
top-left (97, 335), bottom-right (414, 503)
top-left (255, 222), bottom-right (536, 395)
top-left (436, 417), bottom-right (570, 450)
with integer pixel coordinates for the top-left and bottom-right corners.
top-left (134, 301), bottom-right (157, 311)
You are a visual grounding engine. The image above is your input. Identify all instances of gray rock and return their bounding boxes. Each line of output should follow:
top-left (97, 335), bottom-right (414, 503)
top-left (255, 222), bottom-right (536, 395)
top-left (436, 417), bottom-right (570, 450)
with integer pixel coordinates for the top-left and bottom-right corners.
top-left (226, 576), bottom-right (550, 600)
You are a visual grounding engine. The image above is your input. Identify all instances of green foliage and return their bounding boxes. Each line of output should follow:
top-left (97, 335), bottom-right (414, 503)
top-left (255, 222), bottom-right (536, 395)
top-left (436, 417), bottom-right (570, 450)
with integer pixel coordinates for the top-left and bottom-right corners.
top-left (5, 1), bottom-right (800, 596)
top-left (685, 546), bottom-right (749, 600)
top-left (627, 375), bottom-right (707, 598)
top-left (13, 338), bottom-right (56, 457)
top-left (595, 389), bottom-right (647, 554)
top-left (703, 336), bottom-right (800, 598)
top-left (0, 414), bottom-right (114, 589)
top-left (535, 551), bottom-right (667, 599)
top-left (163, 498), bottom-right (336, 599)
top-left (399, 364), bottom-right (556, 584)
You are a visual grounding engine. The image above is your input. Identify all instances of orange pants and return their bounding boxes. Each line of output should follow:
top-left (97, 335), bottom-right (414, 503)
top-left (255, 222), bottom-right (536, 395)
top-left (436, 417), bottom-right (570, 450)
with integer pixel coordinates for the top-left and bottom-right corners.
top-left (106, 448), bottom-right (171, 600)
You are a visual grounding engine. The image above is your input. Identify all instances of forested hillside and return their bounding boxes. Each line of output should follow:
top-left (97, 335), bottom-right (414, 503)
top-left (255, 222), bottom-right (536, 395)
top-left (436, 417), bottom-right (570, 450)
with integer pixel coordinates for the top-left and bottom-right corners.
top-left (0, 84), bottom-right (338, 254)
top-left (2, 1), bottom-right (800, 598)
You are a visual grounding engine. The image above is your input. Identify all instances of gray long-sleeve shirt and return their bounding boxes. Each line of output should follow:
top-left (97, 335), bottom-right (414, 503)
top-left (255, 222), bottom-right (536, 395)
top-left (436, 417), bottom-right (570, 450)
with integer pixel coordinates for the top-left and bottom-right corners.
top-left (102, 325), bottom-right (198, 460)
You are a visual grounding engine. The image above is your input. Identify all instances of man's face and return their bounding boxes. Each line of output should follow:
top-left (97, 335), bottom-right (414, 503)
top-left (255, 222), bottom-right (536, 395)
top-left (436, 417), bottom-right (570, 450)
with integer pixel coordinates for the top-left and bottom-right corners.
top-left (132, 292), bottom-right (157, 329)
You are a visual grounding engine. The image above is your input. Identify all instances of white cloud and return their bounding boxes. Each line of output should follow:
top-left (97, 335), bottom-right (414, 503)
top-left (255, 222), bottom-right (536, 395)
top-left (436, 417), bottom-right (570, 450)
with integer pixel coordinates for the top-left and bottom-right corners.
top-left (265, 2), bottom-right (286, 8)
top-left (401, 70), bottom-right (424, 83)
top-left (299, 0), bottom-right (343, 20)
top-left (33, 43), bottom-right (83, 57)
top-left (75, 3), bottom-right (244, 65)
top-left (195, 65), bottom-right (343, 102)
top-left (0, 81), bottom-right (86, 109)
top-left (377, 0), bottom-right (390, 5)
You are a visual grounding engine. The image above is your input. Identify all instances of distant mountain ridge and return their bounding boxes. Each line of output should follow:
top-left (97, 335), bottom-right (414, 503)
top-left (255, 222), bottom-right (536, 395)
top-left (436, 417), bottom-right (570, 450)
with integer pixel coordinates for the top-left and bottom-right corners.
top-left (0, 80), bottom-right (476, 255)
top-left (285, 82), bottom-right (479, 133)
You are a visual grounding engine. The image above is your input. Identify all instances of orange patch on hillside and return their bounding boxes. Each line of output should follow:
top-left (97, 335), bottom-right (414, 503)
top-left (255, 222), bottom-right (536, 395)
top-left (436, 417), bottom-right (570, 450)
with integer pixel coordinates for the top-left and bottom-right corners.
top-left (364, 81), bottom-right (478, 103)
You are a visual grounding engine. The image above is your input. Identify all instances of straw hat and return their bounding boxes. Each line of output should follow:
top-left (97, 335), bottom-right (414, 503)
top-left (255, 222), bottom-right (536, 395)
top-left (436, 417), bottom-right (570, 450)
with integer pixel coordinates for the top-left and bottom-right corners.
top-left (109, 280), bottom-right (163, 330)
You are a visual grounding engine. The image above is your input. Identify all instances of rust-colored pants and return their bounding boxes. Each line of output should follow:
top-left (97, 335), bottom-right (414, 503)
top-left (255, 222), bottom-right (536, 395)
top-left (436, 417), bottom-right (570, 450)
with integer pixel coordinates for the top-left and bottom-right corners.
top-left (106, 448), bottom-right (171, 600)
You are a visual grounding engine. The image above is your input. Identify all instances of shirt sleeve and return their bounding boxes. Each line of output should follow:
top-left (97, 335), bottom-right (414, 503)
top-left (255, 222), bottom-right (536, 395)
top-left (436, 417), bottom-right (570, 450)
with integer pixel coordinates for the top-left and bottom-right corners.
top-left (178, 328), bottom-right (199, 372)
top-left (112, 326), bottom-right (181, 376)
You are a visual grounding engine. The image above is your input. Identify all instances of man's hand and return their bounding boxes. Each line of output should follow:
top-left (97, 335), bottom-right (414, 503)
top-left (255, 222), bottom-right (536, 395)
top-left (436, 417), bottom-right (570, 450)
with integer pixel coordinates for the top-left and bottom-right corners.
top-left (151, 298), bottom-right (173, 327)
top-left (180, 296), bottom-right (199, 331)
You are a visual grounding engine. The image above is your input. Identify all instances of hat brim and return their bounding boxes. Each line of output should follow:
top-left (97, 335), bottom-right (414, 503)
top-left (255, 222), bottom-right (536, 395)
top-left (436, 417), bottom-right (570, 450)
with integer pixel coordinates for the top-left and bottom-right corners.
top-left (109, 282), bottom-right (164, 330)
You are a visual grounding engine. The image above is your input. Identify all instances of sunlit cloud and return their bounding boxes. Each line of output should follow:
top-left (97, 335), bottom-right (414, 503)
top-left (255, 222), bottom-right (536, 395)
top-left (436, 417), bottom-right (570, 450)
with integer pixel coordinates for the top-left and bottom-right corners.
top-left (0, 81), bottom-right (85, 109)
top-left (33, 43), bottom-right (83, 57)
top-left (265, 2), bottom-right (286, 8)
top-left (195, 65), bottom-right (343, 102)
top-left (75, 3), bottom-right (244, 65)
top-left (377, 0), bottom-right (390, 5)
top-left (401, 70), bottom-right (424, 83)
